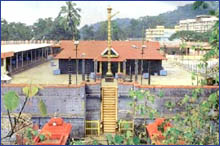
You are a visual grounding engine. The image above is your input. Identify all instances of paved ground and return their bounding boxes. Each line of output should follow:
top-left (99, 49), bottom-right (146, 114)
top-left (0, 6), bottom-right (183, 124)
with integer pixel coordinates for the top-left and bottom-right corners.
top-left (10, 59), bottom-right (203, 85)
top-left (134, 59), bottom-right (203, 85)
top-left (10, 61), bottom-right (95, 85)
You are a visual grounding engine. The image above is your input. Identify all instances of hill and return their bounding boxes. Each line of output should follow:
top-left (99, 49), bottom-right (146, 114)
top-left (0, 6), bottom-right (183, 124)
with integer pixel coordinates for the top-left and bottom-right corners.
top-left (80, 2), bottom-right (219, 40)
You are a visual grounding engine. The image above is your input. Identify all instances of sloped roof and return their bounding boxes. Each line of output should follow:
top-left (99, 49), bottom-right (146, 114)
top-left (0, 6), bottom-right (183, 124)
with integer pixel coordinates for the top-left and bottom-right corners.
top-left (1, 44), bottom-right (51, 53)
top-left (1, 52), bottom-right (14, 59)
top-left (55, 40), bottom-right (166, 61)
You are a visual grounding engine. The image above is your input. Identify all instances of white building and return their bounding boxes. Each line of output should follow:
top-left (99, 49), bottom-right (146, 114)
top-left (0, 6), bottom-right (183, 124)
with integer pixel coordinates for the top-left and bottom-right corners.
top-left (146, 25), bottom-right (180, 42)
top-left (179, 15), bottom-right (218, 33)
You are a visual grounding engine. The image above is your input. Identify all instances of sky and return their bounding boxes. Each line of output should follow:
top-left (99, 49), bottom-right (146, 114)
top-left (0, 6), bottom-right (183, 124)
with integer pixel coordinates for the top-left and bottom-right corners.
top-left (1, 1), bottom-right (194, 28)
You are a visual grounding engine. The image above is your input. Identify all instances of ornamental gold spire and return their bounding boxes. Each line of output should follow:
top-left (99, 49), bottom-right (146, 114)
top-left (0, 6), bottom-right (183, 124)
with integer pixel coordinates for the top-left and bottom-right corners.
top-left (106, 6), bottom-right (113, 77)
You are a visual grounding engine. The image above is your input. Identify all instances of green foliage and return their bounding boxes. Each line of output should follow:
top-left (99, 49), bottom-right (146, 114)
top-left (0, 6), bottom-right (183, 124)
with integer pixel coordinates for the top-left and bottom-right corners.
top-left (158, 90), bottom-right (165, 98)
top-left (38, 99), bottom-right (47, 117)
top-left (3, 91), bottom-right (19, 111)
top-left (23, 86), bottom-right (39, 98)
top-left (169, 30), bottom-right (211, 42)
top-left (80, 2), bottom-right (218, 40)
top-left (58, 1), bottom-right (81, 40)
top-left (2, 85), bottom-right (48, 142)
top-left (1, 19), bottom-right (33, 41)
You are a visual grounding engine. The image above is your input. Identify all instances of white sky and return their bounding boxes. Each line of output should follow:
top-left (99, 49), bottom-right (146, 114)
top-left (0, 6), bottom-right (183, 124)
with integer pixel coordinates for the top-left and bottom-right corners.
top-left (1, 1), bottom-right (194, 28)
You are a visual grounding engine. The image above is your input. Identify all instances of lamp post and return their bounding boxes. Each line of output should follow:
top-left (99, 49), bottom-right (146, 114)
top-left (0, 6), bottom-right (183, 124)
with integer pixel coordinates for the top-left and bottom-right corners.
top-left (68, 57), bottom-right (72, 85)
top-left (141, 45), bottom-right (146, 85)
top-left (74, 41), bottom-right (79, 85)
top-left (148, 61), bottom-right (151, 85)
top-left (81, 53), bottom-right (86, 81)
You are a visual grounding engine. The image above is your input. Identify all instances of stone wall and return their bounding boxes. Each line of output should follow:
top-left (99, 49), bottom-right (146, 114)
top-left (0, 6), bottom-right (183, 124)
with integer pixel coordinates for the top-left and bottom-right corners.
top-left (85, 82), bottom-right (101, 120)
top-left (118, 83), bottom-right (219, 124)
top-left (1, 84), bottom-right (86, 137)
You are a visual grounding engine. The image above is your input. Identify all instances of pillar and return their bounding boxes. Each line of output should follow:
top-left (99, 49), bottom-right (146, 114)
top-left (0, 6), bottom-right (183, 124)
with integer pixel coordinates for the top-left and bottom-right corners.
top-left (35, 49), bottom-right (37, 62)
top-left (9, 57), bottom-right (12, 73)
top-left (82, 59), bottom-right (85, 81)
top-left (44, 48), bottom-right (47, 59)
top-left (118, 62), bottom-right (121, 73)
top-left (123, 60), bottom-right (126, 75)
top-left (3, 58), bottom-right (6, 73)
top-left (135, 59), bottom-right (138, 82)
top-left (46, 48), bottom-right (48, 58)
top-left (27, 51), bottom-right (29, 65)
top-left (94, 60), bottom-right (97, 82)
top-left (99, 62), bottom-right (102, 74)
top-left (16, 53), bottom-right (19, 69)
top-left (31, 50), bottom-right (33, 63)
top-left (42, 48), bottom-right (44, 59)
top-left (21, 52), bottom-right (24, 67)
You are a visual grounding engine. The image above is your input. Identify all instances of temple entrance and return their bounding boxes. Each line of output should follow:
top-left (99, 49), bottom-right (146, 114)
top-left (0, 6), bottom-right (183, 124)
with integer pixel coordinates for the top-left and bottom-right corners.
top-left (101, 62), bottom-right (118, 77)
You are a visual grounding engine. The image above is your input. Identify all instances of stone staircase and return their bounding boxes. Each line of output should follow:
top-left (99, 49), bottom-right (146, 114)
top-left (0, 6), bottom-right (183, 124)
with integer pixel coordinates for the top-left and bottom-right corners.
top-left (102, 86), bottom-right (117, 133)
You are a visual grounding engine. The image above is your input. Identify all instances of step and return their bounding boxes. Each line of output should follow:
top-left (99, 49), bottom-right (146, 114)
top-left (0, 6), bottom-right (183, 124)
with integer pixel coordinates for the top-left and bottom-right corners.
top-left (104, 130), bottom-right (115, 133)
top-left (103, 109), bottom-right (115, 111)
top-left (103, 102), bottom-right (115, 104)
top-left (103, 103), bottom-right (116, 109)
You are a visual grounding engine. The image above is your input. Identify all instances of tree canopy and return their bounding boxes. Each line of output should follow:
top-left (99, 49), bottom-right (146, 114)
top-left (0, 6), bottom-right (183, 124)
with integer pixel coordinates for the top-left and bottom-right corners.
top-left (169, 30), bottom-right (212, 42)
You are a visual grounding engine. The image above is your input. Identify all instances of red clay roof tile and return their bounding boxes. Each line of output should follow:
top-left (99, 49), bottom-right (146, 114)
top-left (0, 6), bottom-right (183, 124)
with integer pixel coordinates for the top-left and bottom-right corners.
top-left (55, 40), bottom-right (166, 61)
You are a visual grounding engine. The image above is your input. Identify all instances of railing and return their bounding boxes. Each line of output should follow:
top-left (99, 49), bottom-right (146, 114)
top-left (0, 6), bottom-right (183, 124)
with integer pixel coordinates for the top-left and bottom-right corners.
top-left (1, 40), bottom-right (59, 45)
top-left (118, 120), bottom-right (134, 134)
top-left (85, 120), bottom-right (100, 136)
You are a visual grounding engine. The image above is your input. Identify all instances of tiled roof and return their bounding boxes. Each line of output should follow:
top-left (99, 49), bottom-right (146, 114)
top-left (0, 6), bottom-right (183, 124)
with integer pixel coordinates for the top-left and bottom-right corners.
top-left (55, 40), bottom-right (166, 61)
top-left (1, 52), bottom-right (14, 59)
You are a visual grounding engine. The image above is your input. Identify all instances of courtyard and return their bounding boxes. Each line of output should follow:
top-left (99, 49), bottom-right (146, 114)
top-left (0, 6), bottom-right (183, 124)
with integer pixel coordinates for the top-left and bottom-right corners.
top-left (9, 59), bottom-right (203, 85)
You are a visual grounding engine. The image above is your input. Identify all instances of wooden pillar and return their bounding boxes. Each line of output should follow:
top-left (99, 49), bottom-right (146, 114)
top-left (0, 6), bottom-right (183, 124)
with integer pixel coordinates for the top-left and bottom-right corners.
top-left (94, 60), bottom-right (97, 82)
top-left (16, 53), bottom-right (19, 69)
top-left (118, 62), bottom-right (121, 73)
top-left (38, 49), bottom-right (41, 61)
top-left (135, 59), bottom-right (138, 82)
top-left (21, 52), bottom-right (24, 67)
top-left (44, 48), bottom-right (47, 59)
top-left (123, 60), bottom-right (126, 75)
top-left (31, 50), bottom-right (33, 63)
top-left (99, 61), bottom-right (102, 74)
top-left (35, 49), bottom-right (37, 62)
top-left (26, 51), bottom-right (29, 65)
top-left (9, 57), bottom-right (12, 73)
top-left (82, 59), bottom-right (85, 81)
top-left (42, 48), bottom-right (44, 59)
top-left (46, 48), bottom-right (48, 59)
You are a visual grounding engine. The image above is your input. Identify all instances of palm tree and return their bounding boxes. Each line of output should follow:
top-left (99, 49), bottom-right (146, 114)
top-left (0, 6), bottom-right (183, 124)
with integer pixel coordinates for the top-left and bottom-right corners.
top-left (58, 1), bottom-right (81, 40)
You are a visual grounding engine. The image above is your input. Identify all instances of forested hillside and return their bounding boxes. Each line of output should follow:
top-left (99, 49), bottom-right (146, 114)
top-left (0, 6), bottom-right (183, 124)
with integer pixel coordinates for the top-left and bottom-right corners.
top-left (80, 1), bottom-right (218, 40)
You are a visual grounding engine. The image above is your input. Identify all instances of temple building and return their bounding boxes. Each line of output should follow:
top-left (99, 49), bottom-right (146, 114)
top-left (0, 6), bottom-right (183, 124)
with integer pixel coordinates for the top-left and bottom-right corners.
top-left (54, 40), bottom-right (166, 80)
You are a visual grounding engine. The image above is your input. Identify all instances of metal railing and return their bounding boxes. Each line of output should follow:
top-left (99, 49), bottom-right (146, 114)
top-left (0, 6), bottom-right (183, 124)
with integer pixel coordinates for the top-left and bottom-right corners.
top-left (85, 120), bottom-right (100, 136)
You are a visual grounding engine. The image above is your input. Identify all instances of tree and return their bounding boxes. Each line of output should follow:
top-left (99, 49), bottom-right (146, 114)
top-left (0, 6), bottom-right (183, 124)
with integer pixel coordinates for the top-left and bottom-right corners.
top-left (58, 1), bottom-right (81, 40)
top-left (80, 25), bottom-right (95, 40)
top-left (32, 18), bottom-right (54, 40)
top-left (1, 19), bottom-right (9, 40)
top-left (1, 20), bottom-right (33, 41)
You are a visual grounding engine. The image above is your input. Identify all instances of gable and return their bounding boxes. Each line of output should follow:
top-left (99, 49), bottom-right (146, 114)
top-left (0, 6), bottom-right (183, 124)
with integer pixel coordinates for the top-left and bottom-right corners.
top-left (101, 47), bottom-right (119, 58)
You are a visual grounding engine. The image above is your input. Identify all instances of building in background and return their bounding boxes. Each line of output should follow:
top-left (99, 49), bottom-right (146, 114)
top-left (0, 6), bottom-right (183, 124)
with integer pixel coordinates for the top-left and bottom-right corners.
top-left (179, 15), bottom-right (218, 33)
top-left (146, 25), bottom-right (180, 42)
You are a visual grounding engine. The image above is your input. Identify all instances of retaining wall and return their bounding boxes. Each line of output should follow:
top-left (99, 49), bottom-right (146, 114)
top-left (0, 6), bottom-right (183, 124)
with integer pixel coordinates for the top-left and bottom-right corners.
top-left (118, 82), bottom-right (219, 124)
top-left (1, 84), bottom-right (87, 137)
